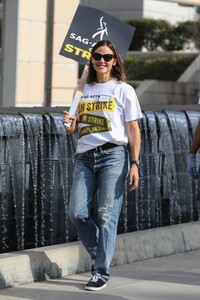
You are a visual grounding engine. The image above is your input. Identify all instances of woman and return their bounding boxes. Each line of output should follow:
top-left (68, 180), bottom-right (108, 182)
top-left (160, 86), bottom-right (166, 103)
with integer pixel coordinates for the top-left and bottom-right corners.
top-left (62, 40), bottom-right (143, 291)
top-left (187, 119), bottom-right (200, 179)
top-left (187, 118), bottom-right (200, 209)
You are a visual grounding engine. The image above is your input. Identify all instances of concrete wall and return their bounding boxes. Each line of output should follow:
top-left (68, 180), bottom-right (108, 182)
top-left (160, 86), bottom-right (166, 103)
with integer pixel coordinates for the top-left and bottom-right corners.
top-left (16, 0), bottom-right (47, 107)
top-left (1, 0), bottom-right (18, 107)
top-left (136, 80), bottom-right (199, 105)
top-left (143, 0), bottom-right (197, 23)
top-left (1, 0), bottom-right (79, 107)
top-left (81, 0), bottom-right (198, 22)
top-left (136, 54), bottom-right (200, 106)
top-left (51, 0), bottom-right (79, 107)
top-left (80, 0), bottom-right (144, 19)
top-left (0, 222), bottom-right (200, 288)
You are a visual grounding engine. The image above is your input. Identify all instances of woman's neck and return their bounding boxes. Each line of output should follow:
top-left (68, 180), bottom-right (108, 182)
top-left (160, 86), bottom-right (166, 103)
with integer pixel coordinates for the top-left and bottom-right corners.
top-left (96, 74), bottom-right (113, 83)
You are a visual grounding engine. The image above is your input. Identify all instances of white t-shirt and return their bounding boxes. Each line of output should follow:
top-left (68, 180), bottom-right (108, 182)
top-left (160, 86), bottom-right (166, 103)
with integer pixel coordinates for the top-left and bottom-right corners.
top-left (75, 79), bottom-right (143, 153)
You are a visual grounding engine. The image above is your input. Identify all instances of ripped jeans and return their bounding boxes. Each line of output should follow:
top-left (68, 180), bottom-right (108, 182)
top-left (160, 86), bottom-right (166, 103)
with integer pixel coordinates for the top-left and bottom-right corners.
top-left (68, 145), bottom-right (129, 282)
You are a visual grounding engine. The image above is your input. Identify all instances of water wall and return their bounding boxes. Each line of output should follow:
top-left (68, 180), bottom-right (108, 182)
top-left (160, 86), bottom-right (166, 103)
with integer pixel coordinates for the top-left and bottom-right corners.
top-left (0, 106), bottom-right (199, 254)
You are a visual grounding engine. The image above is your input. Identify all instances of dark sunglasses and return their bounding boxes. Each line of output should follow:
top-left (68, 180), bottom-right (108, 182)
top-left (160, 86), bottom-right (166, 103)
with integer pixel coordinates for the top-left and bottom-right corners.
top-left (92, 52), bottom-right (116, 62)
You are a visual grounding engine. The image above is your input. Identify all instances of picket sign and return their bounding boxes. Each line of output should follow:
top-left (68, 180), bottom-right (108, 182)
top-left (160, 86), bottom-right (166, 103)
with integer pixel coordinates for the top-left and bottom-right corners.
top-left (60, 4), bottom-right (135, 127)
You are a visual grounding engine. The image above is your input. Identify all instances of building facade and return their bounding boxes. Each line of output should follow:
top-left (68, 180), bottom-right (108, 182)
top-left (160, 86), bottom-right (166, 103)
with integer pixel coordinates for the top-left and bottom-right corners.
top-left (0, 0), bottom-right (199, 107)
top-left (81, 0), bottom-right (199, 23)
top-left (1, 0), bottom-right (79, 107)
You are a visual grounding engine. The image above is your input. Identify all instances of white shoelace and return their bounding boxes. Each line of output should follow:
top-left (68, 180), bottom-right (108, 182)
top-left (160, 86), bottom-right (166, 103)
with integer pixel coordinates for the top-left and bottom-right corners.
top-left (90, 275), bottom-right (99, 282)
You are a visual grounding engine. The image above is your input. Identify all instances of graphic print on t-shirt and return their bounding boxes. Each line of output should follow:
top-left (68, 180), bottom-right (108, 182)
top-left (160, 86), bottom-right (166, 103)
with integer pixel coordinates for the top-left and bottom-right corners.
top-left (78, 96), bottom-right (116, 138)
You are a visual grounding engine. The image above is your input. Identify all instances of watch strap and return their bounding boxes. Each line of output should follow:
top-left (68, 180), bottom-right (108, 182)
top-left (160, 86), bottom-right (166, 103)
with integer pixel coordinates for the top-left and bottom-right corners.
top-left (130, 160), bottom-right (139, 167)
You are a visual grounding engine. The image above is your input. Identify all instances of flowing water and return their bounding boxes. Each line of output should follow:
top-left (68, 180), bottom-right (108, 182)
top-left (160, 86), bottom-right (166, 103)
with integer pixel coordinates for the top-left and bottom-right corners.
top-left (0, 109), bottom-right (199, 253)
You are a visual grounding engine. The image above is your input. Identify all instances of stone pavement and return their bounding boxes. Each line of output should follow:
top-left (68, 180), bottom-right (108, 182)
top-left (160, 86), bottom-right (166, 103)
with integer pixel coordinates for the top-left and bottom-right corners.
top-left (0, 249), bottom-right (200, 300)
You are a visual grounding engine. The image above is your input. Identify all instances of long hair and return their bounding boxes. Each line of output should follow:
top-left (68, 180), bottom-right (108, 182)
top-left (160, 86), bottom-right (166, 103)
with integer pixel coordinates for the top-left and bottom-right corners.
top-left (87, 40), bottom-right (126, 84)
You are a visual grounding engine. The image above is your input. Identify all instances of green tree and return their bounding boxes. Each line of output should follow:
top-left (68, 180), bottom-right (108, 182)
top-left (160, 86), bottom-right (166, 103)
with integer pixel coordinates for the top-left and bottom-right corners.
top-left (127, 18), bottom-right (200, 51)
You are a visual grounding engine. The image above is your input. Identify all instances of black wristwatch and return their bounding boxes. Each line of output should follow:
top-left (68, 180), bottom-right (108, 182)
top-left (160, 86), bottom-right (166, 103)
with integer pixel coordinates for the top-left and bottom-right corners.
top-left (130, 160), bottom-right (139, 167)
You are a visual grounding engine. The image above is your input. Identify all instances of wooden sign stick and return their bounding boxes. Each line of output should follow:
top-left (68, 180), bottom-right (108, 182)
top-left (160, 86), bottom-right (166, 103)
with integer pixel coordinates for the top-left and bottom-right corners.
top-left (64, 65), bottom-right (89, 128)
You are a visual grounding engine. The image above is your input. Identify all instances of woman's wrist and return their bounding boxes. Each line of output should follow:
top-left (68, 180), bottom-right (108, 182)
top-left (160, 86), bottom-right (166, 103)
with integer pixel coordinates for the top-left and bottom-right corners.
top-left (130, 160), bottom-right (139, 168)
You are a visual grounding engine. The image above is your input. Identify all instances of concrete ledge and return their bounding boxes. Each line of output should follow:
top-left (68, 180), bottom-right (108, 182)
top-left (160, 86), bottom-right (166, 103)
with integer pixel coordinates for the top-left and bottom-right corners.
top-left (1, 221), bottom-right (200, 289)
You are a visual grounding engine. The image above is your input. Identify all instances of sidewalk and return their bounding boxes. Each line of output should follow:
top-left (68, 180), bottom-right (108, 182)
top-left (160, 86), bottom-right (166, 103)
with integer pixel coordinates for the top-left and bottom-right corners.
top-left (0, 249), bottom-right (200, 300)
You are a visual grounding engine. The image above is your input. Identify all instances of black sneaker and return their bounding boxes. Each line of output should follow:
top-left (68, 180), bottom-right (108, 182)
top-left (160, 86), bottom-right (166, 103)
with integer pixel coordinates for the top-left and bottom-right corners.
top-left (85, 275), bottom-right (107, 291)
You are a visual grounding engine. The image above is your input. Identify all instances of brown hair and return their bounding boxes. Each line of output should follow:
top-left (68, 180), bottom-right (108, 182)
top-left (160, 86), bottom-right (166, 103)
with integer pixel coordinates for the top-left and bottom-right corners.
top-left (87, 40), bottom-right (126, 84)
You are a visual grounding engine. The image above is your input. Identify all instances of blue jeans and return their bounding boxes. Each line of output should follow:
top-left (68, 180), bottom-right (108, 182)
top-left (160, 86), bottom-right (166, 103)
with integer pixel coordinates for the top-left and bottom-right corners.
top-left (69, 145), bottom-right (129, 282)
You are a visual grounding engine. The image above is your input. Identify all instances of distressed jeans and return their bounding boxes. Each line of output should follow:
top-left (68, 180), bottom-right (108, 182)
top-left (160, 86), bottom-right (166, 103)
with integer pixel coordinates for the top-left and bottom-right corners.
top-left (68, 145), bottom-right (129, 282)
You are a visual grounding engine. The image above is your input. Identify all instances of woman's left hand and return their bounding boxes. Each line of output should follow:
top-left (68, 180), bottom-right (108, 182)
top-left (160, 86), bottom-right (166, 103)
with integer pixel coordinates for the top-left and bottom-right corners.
top-left (129, 164), bottom-right (139, 192)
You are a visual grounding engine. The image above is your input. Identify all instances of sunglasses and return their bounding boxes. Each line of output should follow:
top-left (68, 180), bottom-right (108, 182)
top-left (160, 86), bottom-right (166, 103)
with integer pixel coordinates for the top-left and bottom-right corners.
top-left (92, 52), bottom-right (116, 62)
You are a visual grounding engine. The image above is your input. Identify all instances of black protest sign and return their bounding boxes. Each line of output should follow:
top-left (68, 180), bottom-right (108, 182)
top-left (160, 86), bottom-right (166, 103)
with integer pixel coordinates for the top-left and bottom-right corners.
top-left (59, 5), bottom-right (135, 65)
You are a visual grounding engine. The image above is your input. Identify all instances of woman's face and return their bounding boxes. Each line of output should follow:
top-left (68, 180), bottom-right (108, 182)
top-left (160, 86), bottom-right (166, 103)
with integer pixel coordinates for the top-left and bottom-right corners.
top-left (91, 45), bottom-right (117, 81)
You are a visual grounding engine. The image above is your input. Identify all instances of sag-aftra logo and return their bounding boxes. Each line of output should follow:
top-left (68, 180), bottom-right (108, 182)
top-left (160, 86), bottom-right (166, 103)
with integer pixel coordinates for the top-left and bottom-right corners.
top-left (59, 5), bottom-right (135, 65)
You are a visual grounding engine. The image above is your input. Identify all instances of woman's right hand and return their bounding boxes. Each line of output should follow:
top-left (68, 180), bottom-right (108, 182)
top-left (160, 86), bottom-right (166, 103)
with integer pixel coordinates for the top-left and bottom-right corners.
top-left (62, 110), bottom-right (77, 134)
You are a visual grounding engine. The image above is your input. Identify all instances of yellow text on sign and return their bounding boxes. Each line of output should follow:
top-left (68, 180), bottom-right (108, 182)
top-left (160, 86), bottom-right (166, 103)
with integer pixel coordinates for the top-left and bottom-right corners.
top-left (64, 44), bottom-right (91, 60)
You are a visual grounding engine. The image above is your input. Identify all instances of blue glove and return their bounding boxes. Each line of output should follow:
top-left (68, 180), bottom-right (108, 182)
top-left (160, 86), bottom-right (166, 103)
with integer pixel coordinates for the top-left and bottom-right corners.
top-left (187, 153), bottom-right (199, 179)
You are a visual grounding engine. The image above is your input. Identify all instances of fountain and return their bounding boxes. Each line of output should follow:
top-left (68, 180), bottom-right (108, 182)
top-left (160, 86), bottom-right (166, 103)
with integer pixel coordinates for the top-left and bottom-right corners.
top-left (0, 106), bottom-right (199, 254)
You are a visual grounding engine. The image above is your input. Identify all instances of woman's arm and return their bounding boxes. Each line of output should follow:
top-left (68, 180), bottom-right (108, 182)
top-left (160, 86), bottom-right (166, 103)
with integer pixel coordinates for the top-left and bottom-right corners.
top-left (190, 119), bottom-right (200, 154)
top-left (187, 119), bottom-right (200, 179)
top-left (126, 120), bottom-right (141, 192)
